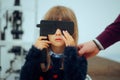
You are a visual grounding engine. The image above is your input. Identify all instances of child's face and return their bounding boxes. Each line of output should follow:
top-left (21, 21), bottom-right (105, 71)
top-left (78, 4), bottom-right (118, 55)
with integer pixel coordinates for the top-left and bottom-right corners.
top-left (48, 29), bottom-right (65, 47)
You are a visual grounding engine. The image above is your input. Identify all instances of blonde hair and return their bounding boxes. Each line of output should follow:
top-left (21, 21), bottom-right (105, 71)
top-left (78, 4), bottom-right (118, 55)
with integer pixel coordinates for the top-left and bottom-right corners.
top-left (41, 5), bottom-right (79, 72)
top-left (44, 5), bottom-right (78, 44)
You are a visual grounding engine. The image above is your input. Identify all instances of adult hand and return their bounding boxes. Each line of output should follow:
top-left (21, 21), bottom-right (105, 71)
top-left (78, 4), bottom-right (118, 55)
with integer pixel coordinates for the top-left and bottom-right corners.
top-left (34, 36), bottom-right (51, 50)
top-left (77, 40), bottom-right (100, 58)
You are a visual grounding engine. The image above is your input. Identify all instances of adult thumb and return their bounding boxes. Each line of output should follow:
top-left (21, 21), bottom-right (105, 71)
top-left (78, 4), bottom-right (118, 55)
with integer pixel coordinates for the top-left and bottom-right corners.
top-left (78, 47), bottom-right (85, 56)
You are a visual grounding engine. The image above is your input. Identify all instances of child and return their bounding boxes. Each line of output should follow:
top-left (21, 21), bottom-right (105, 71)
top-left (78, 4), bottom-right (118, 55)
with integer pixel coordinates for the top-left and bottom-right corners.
top-left (20, 5), bottom-right (87, 80)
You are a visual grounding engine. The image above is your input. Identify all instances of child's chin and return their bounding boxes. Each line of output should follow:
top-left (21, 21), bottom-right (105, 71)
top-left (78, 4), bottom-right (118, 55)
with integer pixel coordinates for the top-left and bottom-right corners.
top-left (54, 43), bottom-right (65, 47)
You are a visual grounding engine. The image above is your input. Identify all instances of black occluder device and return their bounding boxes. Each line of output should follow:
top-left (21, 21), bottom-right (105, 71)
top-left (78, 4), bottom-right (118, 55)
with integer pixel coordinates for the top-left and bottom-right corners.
top-left (37, 20), bottom-right (74, 36)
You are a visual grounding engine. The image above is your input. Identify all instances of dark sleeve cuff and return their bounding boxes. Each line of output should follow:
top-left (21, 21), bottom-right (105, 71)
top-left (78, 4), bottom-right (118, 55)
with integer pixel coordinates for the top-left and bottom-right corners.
top-left (64, 46), bottom-right (77, 59)
top-left (26, 45), bottom-right (47, 62)
top-left (64, 46), bottom-right (87, 80)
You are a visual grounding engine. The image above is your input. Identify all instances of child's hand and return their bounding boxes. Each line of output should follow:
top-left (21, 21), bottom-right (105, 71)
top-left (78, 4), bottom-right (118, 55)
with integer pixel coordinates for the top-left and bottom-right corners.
top-left (62, 30), bottom-right (75, 47)
top-left (34, 36), bottom-right (51, 50)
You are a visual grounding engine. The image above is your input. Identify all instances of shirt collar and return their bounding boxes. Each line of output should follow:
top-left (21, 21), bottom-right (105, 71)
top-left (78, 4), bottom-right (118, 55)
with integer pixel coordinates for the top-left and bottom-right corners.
top-left (49, 50), bottom-right (64, 58)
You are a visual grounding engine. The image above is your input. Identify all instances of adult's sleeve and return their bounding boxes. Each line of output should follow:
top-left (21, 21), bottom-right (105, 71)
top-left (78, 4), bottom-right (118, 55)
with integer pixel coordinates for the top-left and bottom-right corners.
top-left (96, 14), bottom-right (120, 49)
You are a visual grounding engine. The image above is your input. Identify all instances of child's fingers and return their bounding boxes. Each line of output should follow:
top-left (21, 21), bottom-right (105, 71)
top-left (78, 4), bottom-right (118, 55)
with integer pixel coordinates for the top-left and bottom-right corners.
top-left (42, 41), bottom-right (51, 44)
top-left (35, 42), bottom-right (50, 50)
top-left (63, 30), bottom-right (72, 40)
top-left (62, 35), bottom-right (67, 43)
top-left (34, 36), bottom-right (51, 50)
top-left (62, 30), bottom-right (75, 46)
top-left (63, 31), bottom-right (68, 39)
top-left (38, 36), bottom-right (48, 40)
top-left (37, 36), bottom-right (51, 44)
top-left (40, 43), bottom-right (50, 48)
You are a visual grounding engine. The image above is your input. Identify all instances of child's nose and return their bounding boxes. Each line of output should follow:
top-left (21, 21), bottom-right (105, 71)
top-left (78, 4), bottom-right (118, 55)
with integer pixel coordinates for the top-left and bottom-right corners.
top-left (55, 29), bottom-right (62, 35)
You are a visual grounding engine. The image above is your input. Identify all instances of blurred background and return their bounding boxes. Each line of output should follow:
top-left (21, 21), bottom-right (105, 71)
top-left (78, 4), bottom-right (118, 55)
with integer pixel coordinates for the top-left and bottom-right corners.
top-left (0, 0), bottom-right (120, 80)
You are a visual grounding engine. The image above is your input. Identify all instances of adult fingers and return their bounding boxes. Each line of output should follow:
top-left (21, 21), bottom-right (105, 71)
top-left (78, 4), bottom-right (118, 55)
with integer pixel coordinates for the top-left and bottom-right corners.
top-left (77, 44), bottom-right (86, 55)
top-left (78, 48), bottom-right (86, 56)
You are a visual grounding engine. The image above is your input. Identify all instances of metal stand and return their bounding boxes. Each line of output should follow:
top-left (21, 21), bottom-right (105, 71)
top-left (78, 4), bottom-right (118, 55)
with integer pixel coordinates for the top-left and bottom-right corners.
top-left (0, 44), bottom-right (5, 80)
top-left (0, 41), bottom-right (29, 80)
